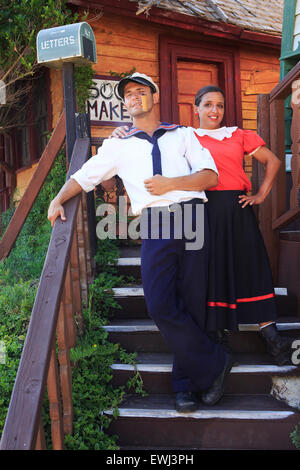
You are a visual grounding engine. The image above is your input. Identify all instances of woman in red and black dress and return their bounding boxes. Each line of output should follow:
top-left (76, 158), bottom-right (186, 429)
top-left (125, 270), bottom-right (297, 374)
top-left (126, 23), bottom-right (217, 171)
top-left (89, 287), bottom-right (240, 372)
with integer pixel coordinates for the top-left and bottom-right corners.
top-left (193, 85), bottom-right (293, 365)
top-left (110, 85), bottom-right (294, 366)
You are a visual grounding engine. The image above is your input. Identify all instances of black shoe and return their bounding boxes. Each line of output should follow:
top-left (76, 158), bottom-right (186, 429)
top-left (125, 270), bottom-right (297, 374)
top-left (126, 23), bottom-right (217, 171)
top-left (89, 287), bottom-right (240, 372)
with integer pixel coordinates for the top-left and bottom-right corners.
top-left (201, 354), bottom-right (234, 406)
top-left (175, 392), bottom-right (198, 413)
top-left (260, 323), bottom-right (295, 366)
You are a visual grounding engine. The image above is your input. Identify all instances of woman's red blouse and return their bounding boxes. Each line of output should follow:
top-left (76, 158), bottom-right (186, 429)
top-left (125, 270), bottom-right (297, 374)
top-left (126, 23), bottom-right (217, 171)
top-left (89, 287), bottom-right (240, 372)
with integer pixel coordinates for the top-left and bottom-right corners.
top-left (193, 128), bottom-right (266, 191)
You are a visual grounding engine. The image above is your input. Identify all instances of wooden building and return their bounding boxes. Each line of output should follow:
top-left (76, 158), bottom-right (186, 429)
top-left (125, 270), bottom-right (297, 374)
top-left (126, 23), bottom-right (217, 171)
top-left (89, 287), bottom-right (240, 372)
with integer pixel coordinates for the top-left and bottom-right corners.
top-left (67, 0), bottom-right (283, 185)
top-left (0, 0), bottom-right (284, 214)
top-left (3, 1), bottom-right (300, 451)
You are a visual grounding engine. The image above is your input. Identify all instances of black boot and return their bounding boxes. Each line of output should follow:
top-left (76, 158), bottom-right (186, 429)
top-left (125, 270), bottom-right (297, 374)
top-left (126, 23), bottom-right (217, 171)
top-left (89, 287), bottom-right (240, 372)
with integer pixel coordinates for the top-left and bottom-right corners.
top-left (260, 323), bottom-right (294, 366)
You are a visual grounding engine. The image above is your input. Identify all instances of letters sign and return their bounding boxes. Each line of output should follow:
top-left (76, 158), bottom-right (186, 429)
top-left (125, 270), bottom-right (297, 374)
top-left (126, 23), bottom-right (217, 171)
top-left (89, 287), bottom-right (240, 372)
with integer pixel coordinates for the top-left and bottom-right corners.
top-left (87, 76), bottom-right (132, 126)
top-left (37, 22), bottom-right (97, 68)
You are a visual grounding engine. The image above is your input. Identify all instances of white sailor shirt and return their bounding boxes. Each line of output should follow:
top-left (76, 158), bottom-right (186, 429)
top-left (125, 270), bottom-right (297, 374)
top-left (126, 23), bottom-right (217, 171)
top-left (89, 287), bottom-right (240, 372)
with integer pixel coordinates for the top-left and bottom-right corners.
top-left (71, 123), bottom-right (218, 215)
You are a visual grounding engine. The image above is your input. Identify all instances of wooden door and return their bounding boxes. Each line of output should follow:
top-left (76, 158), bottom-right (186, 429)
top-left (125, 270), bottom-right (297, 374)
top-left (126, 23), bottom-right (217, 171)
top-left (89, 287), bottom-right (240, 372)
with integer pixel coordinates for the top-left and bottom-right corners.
top-left (177, 60), bottom-right (219, 128)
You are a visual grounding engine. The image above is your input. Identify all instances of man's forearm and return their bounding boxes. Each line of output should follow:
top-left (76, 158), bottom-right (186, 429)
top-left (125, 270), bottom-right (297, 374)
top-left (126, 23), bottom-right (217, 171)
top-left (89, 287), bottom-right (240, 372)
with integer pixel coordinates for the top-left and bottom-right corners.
top-left (144, 170), bottom-right (218, 196)
top-left (48, 178), bottom-right (83, 227)
top-left (54, 178), bottom-right (83, 204)
top-left (168, 170), bottom-right (218, 192)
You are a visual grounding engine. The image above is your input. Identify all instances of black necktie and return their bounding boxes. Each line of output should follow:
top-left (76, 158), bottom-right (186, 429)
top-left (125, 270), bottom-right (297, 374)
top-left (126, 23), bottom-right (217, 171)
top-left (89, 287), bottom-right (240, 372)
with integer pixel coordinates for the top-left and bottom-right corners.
top-left (124, 124), bottom-right (181, 175)
top-left (135, 128), bottom-right (167, 175)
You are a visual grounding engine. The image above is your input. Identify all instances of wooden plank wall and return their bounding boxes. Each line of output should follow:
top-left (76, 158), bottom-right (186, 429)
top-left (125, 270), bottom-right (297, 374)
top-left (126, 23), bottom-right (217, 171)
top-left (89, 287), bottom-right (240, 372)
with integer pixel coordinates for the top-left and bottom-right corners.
top-left (240, 48), bottom-right (280, 180)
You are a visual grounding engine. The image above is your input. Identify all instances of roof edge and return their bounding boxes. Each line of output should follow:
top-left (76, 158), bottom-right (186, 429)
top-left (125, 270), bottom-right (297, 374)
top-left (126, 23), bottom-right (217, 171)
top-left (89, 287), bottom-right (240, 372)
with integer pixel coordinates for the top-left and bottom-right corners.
top-left (67, 0), bottom-right (281, 48)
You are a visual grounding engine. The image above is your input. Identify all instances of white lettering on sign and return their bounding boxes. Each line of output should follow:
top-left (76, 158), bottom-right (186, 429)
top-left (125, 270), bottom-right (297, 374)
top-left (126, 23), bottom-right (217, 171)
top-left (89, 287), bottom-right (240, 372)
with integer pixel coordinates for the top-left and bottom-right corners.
top-left (40, 36), bottom-right (76, 49)
top-left (87, 78), bottom-right (132, 125)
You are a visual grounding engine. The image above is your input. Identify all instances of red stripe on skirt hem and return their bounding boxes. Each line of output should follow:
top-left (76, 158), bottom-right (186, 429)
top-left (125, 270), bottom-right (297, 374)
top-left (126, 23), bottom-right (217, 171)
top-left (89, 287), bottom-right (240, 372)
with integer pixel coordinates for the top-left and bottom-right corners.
top-left (207, 292), bottom-right (275, 309)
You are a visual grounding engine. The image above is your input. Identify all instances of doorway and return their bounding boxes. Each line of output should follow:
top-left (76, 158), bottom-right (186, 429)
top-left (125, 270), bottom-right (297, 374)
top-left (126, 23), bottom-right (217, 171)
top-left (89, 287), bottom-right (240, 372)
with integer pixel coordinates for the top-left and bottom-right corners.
top-left (159, 35), bottom-right (242, 128)
top-left (177, 60), bottom-right (219, 127)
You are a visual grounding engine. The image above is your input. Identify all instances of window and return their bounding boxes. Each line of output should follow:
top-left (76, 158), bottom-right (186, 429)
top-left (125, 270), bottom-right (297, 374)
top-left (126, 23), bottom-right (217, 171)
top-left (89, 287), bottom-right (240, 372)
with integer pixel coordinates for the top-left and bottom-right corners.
top-left (0, 69), bottom-right (50, 213)
top-left (16, 70), bottom-right (51, 169)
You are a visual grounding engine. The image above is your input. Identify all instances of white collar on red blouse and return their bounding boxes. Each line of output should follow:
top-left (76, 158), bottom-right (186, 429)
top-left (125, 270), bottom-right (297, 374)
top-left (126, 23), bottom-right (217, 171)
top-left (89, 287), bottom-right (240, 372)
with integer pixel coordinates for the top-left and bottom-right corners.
top-left (194, 126), bottom-right (238, 141)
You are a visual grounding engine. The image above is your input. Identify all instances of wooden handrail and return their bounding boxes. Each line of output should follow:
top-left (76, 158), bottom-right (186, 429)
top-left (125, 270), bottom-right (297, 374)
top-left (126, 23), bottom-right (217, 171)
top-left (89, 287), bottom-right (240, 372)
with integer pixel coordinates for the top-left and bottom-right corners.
top-left (271, 66), bottom-right (300, 230)
top-left (272, 206), bottom-right (300, 230)
top-left (269, 61), bottom-right (300, 102)
top-left (0, 112), bottom-right (66, 260)
top-left (255, 62), bottom-right (300, 283)
top-left (0, 137), bottom-right (90, 450)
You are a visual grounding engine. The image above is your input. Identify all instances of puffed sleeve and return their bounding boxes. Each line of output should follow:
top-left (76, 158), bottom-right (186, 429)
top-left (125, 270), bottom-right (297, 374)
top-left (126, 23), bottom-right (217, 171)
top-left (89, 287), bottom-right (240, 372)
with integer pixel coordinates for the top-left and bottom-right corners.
top-left (181, 126), bottom-right (219, 175)
top-left (70, 138), bottom-right (118, 192)
top-left (243, 129), bottom-right (266, 155)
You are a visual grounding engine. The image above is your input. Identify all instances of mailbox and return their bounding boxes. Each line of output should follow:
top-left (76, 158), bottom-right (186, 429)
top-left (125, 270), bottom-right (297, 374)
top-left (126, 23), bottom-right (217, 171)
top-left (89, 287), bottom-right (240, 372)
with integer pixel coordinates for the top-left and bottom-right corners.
top-left (37, 22), bottom-right (97, 68)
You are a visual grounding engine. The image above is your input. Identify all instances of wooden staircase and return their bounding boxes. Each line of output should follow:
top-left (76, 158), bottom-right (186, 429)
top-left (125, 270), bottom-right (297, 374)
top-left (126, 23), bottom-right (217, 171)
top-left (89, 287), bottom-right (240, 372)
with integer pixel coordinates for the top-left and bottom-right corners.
top-left (103, 245), bottom-right (300, 450)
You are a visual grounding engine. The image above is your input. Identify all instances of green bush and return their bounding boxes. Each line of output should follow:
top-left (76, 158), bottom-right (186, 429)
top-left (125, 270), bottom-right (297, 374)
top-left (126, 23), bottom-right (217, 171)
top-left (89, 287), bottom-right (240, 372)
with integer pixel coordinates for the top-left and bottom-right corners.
top-left (0, 154), bottom-right (145, 449)
top-left (0, 150), bottom-right (67, 436)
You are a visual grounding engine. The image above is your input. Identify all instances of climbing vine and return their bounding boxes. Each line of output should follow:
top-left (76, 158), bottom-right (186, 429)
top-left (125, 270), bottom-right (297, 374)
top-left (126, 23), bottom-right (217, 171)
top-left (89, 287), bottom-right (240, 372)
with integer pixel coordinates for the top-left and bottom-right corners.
top-left (0, 0), bottom-right (88, 131)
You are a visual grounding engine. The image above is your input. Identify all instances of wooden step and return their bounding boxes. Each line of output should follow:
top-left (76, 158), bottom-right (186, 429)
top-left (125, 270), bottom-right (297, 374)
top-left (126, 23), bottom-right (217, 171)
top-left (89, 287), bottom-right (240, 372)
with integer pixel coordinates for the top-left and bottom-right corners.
top-left (116, 246), bottom-right (142, 277)
top-left (112, 286), bottom-right (298, 318)
top-left (105, 393), bottom-right (300, 450)
top-left (111, 352), bottom-right (300, 395)
top-left (103, 318), bottom-right (300, 354)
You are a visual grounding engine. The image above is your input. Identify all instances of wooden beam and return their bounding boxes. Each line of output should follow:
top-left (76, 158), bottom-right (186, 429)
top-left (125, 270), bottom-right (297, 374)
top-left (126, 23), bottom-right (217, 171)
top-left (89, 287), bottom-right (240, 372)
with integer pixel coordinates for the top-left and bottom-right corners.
top-left (255, 94), bottom-right (279, 280)
top-left (0, 138), bottom-right (90, 450)
top-left (270, 99), bottom-right (287, 221)
top-left (0, 112), bottom-right (66, 261)
top-left (269, 61), bottom-right (300, 102)
top-left (47, 342), bottom-right (65, 450)
top-left (272, 206), bottom-right (300, 230)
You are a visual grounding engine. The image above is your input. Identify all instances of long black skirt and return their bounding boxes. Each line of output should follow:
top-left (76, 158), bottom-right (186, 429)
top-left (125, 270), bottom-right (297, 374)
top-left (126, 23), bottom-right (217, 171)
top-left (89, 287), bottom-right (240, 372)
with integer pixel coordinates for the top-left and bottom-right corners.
top-left (205, 190), bottom-right (278, 332)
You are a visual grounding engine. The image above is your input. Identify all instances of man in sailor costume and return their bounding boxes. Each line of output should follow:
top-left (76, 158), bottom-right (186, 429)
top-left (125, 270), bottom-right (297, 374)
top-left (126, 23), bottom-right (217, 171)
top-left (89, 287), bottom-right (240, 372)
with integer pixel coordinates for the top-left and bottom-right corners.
top-left (48, 73), bottom-right (232, 411)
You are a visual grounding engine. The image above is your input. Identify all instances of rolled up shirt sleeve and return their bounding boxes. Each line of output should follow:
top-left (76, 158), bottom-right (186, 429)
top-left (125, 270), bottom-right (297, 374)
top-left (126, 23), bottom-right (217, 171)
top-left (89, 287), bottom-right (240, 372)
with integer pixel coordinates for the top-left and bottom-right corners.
top-left (183, 126), bottom-right (219, 176)
top-left (71, 139), bottom-right (118, 192)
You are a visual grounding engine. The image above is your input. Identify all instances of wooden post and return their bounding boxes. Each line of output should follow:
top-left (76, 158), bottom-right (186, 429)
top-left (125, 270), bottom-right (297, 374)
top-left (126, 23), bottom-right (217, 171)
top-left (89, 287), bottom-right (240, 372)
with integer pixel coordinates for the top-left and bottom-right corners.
top-left (70, 228), bottom-right (84, 335)
top-left (269, 98), bottom-right (287, 282)
top-left (290, 79), bottom-right (300, 209)
top-left (64, 263), bottom-right (76, 349)
top-left (256, 94), bottom-right (279, 281)
top-left (63, 63), bottom-right (77, 164)
top-left (47, 342), bottom-right (64, 450)
top-left (81, 191), bottom-right (93, 281)
top-left (270, 98), bottom-right (287, 221)
top-left (75, 113), bottom-right (97, 260)
top-left (56, 291), bottom-right (73, 436)
top-left (34, 418), bottom-right (46, 450)
top-left (76, 198), bottom-right (89, 305)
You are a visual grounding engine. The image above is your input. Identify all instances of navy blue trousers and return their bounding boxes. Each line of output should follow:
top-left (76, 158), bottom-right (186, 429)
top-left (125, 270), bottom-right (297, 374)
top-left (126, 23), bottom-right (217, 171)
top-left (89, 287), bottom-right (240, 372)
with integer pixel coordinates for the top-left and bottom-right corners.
top-left (140, 200), bottom-right (227, 393)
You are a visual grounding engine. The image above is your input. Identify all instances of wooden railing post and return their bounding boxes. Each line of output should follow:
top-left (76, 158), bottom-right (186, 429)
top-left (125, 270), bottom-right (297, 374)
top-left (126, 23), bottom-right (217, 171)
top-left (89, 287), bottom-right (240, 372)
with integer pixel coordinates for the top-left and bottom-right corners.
top-left (81, 192), bottom-right (93, 282)
top-left (76, 113), bottom-right (98, 261)
top-left (256, 94), bottom-right (279, 281)
top-left (70, 227), bottom-right (84, 335)
top-left (269, 64), bottom-right (300, 230)
top-left (290, 79), bottom-right (300, 209)
top-left (269, 98), bottom-right (287, 282)
top-left (56, 288), bottom-right (73, 436)
top-left (76, 197), bottom-right (89, 305)
top-left (34, 418), bottom-right (46, 450)
top-left (64, 262), bottom-right (76, 349)
top-left (47, 342), bottom-right (65, 450)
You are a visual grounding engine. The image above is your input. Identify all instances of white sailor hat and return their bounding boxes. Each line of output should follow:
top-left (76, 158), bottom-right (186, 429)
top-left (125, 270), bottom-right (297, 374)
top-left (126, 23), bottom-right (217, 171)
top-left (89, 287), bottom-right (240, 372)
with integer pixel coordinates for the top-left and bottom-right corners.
top-left (117, 72), bottom-right (159, 100)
